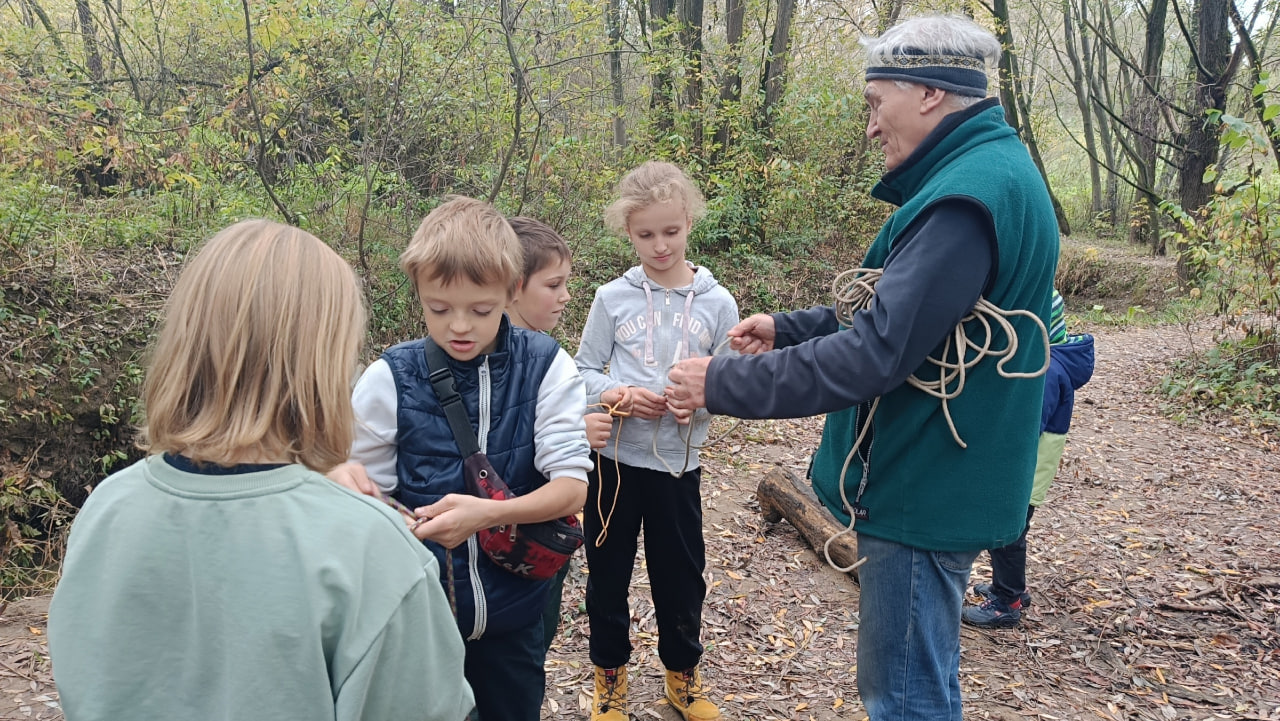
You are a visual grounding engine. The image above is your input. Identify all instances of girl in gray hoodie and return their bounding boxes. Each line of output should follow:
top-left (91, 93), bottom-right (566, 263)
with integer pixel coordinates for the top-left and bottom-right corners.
top-left (574, 161), bottom-right (739, 721)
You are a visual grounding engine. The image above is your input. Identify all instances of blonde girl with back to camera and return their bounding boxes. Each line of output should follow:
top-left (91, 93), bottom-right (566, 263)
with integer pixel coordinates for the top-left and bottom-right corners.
top-left (48, 219), bottom-right (472, 721)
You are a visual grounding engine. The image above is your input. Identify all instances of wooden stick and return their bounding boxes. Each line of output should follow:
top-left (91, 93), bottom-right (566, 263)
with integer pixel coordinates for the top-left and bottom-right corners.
top-left (756, 467), bottom-right (861, 580)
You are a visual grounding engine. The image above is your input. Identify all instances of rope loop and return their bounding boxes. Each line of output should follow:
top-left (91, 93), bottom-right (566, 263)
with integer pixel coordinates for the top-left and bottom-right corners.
top-left (822, 267), bottom-right (1050, 572)
top-left (587, 397), bottom-right (632, 548)
top-left (832, 267), bottom-right (1050, 448)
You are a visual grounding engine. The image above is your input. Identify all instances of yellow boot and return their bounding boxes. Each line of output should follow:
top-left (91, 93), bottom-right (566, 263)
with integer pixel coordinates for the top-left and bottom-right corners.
top-left (664, 666), bottom-right (721, 721)
top-left (591, 665), bottom-right (627, 721)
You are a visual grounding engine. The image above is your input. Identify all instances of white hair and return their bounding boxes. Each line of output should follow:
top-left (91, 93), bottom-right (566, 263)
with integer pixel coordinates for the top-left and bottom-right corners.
top-left (892, 80), bottom-right (989, 109)
top-left (863, 15), bottom-right (1002, 70)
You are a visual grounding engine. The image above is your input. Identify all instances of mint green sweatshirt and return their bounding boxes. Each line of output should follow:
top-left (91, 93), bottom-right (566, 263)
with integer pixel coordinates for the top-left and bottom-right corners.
top-left (50, 455), bottom-right (473, 721)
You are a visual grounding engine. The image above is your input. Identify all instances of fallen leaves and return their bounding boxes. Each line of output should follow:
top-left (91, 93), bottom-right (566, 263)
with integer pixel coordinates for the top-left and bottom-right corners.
top-left (544, 321), bottom-right (1279, 720)
top-left (3, 322), bottom-right (1277, 721)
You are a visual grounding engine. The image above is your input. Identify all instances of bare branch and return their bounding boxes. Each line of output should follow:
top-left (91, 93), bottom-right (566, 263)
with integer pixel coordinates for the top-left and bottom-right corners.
top-left (239, 0), bottom-right (297, 225)
top-left (1080, 13), bottom-right (1191, 119)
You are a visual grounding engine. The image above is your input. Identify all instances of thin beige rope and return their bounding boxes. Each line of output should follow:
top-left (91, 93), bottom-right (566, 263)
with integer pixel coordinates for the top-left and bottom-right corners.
top-left (822, 267), bottom-right (1051, 573)
top-left (592, 341), bottom-right (741, 550)
top-left (650, 411), bottom-right (740, 478)
top-left (651, 337), bottom-right (741, 478)
top-left (589, 397), bottom-right (632, 547)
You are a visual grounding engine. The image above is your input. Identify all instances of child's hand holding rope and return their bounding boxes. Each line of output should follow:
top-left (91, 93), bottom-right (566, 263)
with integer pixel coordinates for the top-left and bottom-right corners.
top-left (588, 387), bottom-right (637, 547)
top-left (586, 386), bottom-right (634, 449)
top-left (585, 412), bottom-right (613, 450)
top-left (626, 386), bottom-right (669, 420)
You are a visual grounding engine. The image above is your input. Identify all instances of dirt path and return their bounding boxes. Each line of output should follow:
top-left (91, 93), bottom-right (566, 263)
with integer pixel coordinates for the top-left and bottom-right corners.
top-left (543, 319), bottom-right (1279, 721)
top-left (0, 597), bottom-right (57, 720)
top-left (3, 322), bottom-right (1277, 720)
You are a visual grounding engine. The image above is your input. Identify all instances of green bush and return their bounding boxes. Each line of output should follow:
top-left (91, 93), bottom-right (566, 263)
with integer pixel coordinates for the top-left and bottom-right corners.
top-left (1161, 336), bottom-right (1280, 429)
top-left (1, 464), bottom-right (72, 600)
top-left (1160, 101), bottom-right (1280, 432)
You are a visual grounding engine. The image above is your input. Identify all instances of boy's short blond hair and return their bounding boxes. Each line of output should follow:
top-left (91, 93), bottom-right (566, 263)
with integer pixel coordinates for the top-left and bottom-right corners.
top-left (604, 161), bottom-right (707, 235)
top-left (508, 216), bottom-right (572, 282)
top-left (144, 219), bottom-right (366, 472)
top-left (401, 196), bottom-right (523, 296)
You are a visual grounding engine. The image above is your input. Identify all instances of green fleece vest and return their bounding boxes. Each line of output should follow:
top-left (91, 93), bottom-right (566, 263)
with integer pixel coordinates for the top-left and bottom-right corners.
top-left (810, 102), bottom-right (1059, 552)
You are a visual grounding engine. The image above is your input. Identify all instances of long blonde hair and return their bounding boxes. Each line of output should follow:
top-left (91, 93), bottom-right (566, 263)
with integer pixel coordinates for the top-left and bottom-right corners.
top-left (143, 219), bottom-right (366, 472)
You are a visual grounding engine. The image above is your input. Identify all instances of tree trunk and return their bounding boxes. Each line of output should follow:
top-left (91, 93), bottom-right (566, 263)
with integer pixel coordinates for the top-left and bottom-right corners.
top-left (757, 0), bottom-right (795, 136)
top-left (1064, 0), bottom-right (1102, 218)
top-left (756, 468), bottom-right (862, 579)
top-left (490, 0), bottom-right (526, 204)
top-left (1175, 0), bottom-right (1236, 282)
top-left (992, 0), bottom-right (1072, 235)
top-left (100, 0), bottom-right (143, 105)
top-left (1126, 0), bottom-right (1168, 252)
top-left (1229, 2), bottom-right (1280, 170)
top-left (75, 0), bottom-right (104, 83)
top-left (238, 0), bottom-right (296, 224)
top-left (1088, 4), bottom-right (1121, 221)
top-left (23, 0), bottom-right (69, 59)
top-left (607, 0), bottom-right (627, 148)
top-left (711, 0), bottom-right (744, 159)
top-left (844, 0), bottom-right (905, 181)
top-left (17, 0), bottom-right (35, 28)
top-left (649, 0), bottom-right (676, 134)
top-left (677, 0), bottom-right (704, 154)
top-left (878, 0), bottom-right (904, 30)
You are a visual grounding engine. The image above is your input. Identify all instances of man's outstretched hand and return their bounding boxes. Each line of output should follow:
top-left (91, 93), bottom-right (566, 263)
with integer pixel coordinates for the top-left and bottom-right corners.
top-left (728, 313), bottom-right (776, 355)
top-left (665, 356), bottom-right (712, 425)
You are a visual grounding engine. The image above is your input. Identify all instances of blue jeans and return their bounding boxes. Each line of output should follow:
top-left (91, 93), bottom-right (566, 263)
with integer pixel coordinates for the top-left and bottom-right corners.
top-left (856, 533), bottom-right (979, 721)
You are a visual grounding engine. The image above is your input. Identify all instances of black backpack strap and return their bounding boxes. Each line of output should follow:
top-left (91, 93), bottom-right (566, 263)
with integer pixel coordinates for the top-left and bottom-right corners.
top-left (422, 338), bottom-right (481, 457)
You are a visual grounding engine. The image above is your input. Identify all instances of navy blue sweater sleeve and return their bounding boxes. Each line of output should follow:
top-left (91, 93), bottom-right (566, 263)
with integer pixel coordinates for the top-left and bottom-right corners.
top-left (706, 199), bottom-right (995, 419)
top-left (772, 305), bottom-right (839, 348)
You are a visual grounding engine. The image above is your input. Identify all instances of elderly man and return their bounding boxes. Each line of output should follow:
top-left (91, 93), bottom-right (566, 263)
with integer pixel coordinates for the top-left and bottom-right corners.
top-left (665, 14), bottom-right (1059, 721)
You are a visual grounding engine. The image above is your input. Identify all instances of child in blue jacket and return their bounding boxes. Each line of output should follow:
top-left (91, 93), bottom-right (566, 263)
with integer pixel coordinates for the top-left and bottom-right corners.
top-left (963, 291), bottom-right (1095, 628)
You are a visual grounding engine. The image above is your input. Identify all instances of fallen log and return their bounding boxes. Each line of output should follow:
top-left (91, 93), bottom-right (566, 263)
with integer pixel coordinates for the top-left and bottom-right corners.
top-left (756, 467), bottom-right (862, 579)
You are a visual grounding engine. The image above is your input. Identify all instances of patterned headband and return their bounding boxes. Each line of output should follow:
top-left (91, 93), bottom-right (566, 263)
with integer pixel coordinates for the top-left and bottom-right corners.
top-left (865, 48), bottom-right (989, 97)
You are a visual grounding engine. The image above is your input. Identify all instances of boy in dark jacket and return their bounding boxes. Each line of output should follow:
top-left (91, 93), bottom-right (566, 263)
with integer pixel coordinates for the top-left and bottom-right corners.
top-left (347, 197), bottom-right (592, 720)
top-left (964, 291), bottom-right (1095, 628)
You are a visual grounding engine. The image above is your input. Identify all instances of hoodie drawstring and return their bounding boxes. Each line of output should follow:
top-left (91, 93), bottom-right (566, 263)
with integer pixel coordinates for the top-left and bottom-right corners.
top-left (681, 290), bottom-right (695, 360)
top-left (641, 281), bottom-right (657, 366)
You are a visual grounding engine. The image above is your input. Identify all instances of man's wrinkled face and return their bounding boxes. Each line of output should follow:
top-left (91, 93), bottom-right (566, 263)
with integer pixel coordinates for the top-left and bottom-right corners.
top-left (864, 79), bottom-right (938, 172)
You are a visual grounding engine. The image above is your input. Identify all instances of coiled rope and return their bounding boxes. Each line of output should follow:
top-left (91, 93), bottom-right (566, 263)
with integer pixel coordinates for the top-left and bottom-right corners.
top-left (822, 267), bottom-right (1051, 573)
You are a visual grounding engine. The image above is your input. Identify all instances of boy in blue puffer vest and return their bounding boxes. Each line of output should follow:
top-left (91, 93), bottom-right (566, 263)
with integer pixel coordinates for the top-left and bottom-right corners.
top-left (344, 196), bottom-right (593, 720)
top-left (963, 290), bottom-right (1095, 628)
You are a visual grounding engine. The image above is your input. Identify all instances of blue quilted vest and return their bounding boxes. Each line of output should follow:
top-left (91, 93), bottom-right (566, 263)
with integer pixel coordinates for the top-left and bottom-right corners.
top-left (381, 317), bottom-right (561, 639)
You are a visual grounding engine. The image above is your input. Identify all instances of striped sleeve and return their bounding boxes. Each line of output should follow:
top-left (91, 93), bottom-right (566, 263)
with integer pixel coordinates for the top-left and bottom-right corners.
top-left (1049, 290), bottom-right (1067, 345)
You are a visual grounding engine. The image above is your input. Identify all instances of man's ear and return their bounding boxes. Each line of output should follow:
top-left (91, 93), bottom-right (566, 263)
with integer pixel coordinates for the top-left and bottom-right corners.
top-left (920, 86), bottom-right (948, 114)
